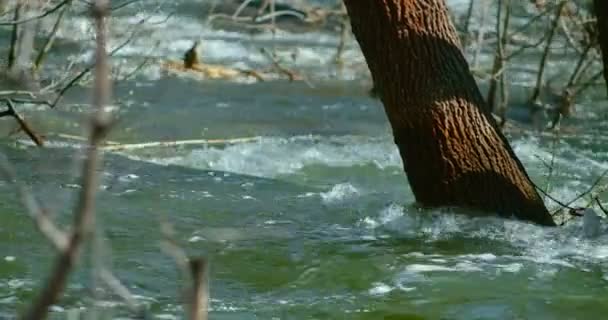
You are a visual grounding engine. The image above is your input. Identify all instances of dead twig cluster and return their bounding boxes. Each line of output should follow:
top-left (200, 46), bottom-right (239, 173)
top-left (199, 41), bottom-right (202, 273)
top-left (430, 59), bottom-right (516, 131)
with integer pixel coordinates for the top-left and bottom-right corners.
top-left (457, 0), bottom-right (606, 130)
top-left (0, 0), bottom-right (211, 317)
top-left (0, 0), bottom-right (171, 147)
top-left (0, 0), bottom-right (115, 319)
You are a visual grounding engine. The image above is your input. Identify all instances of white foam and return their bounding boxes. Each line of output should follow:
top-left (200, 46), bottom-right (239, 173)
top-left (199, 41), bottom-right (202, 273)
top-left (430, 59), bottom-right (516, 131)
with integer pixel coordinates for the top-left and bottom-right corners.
top-left (359, 203), bottom-right (405, 230)
top-left (188, 236), bottom-right (205, 243)
top-left (360, 201), bottom-right (608, 280)
top-left (0, 296), bottom-right (17, 304)
top-left (131, 135), bottom-right (400, 178)
top-left (405, 264), bottom-right (460, 273)
top-left (7, 279), bottom-right (28, 289)
top-left (47, 3), bottom-right (373, 82)
top-left (320, 183), bottom-right (359, 204)
top-left (118, 174), bottom-right (139, 182)
top-left (463, 253), bottom-right (497, 261)
top-left (297, 192), bottom-right (317, 198)
top-left (368, 282), bottom-right (393, 296)
top-left (49, 305), bottom-right (65, 312)
top-left (583, 209), bottom-right (602, 238)
top-left (500, 263), bottom-right (523, 273)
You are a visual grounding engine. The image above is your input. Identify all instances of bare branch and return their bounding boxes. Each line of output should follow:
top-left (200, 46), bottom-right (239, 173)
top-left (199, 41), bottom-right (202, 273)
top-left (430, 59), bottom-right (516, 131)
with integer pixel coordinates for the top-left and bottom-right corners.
top-left (160, 220), bottom-right (209, 320)
top-left (2, 99), bottom-right (44, 146)
top-left (529, 0), bottom-right (568, 104)
top-left (34, 0), bottom-right (72, 71)
top-left (47, 10), bottom-right (165, 108)
top-left (232, 0), bottom-right (255, 19)
top-left (98, 267), bottom-right (140, 312)
top-left (0, 0), bottom-right (71, 25)
top-left (260, 47), bottom-right (306, 83)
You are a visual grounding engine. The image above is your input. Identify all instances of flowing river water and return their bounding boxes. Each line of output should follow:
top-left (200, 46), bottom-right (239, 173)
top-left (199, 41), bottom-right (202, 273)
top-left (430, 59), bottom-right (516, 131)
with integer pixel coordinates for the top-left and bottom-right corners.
top-left (1, 0), bottom-right (608, 319)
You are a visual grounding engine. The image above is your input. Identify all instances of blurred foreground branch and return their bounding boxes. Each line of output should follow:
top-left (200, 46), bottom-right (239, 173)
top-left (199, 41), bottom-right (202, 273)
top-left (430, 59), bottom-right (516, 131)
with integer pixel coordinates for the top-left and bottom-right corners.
top-left (18, 0), bottom-right (113, 318)
top-left (161, 221), bottom-right (209, 320)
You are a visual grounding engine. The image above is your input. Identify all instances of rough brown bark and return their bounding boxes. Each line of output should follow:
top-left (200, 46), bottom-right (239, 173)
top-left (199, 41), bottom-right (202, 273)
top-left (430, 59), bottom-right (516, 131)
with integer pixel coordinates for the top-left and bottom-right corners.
top-left (595, 0), bottom-right (608, 96)
top-left (343, 0), bottom-right (554, 226)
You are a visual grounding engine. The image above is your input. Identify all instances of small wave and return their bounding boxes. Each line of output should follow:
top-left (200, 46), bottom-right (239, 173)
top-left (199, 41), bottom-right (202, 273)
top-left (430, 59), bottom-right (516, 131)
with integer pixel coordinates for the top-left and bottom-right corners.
top-left (368, 282), bottom-right (393, 296)
top-left (320, 183), bottom-right (359, 204)
top-left (358, 202), bottom-right (608, 281)
top-left (131, 135), bottom-right (401, 178)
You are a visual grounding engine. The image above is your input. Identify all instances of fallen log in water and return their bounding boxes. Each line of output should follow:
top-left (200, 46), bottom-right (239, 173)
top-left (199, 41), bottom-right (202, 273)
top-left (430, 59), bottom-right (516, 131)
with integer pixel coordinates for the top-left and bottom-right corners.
top-left (99, 137), bottom-right (261, 151)
top-left (160, 60), bottom-right (265, 82)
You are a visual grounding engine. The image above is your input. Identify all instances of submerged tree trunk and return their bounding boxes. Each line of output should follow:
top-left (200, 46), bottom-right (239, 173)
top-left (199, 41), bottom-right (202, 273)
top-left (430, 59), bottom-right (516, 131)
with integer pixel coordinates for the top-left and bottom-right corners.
top-left (343, 0), bottom-right (554, 226)
top-left (594, 0), bottom-right (608, 96)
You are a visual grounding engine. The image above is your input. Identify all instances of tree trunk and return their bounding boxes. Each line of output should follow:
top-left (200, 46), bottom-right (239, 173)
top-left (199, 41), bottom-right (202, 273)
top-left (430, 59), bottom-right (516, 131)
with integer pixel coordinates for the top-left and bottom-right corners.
top-left (595, 0), bottom-right (608, 96)
top-left (12, 0), bottom-right (38, 72)
top-left (0, 0), bottom-right (8, 14)
top-left (8, 3), bottom-right (21, 69)
top-left (343, 0), bottom-right (554, 226)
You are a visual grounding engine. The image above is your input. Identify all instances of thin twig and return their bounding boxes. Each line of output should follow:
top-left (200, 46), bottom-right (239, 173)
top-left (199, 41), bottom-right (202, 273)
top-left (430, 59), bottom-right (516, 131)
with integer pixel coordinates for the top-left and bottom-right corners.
top-left (508, 2), bottom-right (554, 42)
top-left (34, 0), bottom-right (72, 72)
top-left (49, 21), bottom-right (145, 108)
top-left (232, 0), bottom-right (255, 19)
top-left (529, 0), bottom-right (568, 104)
top-left (505, 31), bottom-right (550, 60)
top-left (260, 47), bottom-right (312, 87)
top-left (553, 167), bottom-right (608, 215)
top-left (575, 70), bottom-right (604, 95)
top-left (3, 99), bottom-right (44, 147)
top-left (0, 0), bottom-right (71, 25)
top-left (535, 184), bottom-right (576, 212)
top-left (596, 197), bottom-right (608, 215)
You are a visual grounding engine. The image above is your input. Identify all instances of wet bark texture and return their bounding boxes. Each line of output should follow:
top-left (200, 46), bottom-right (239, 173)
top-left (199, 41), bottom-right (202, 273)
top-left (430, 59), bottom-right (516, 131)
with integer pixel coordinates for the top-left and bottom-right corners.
top-left (594, 0), bottom-right (608, 96)
top-left (343, 0), bottom-right (554, 226)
